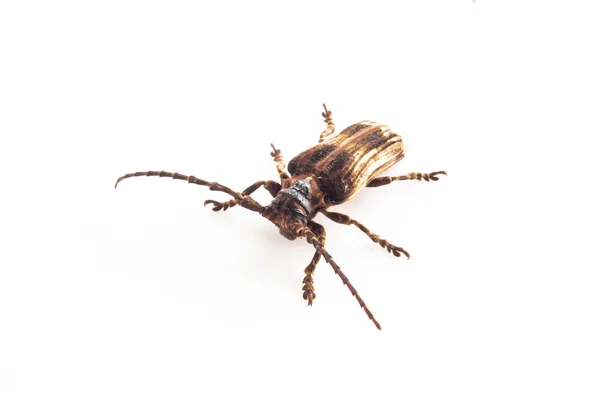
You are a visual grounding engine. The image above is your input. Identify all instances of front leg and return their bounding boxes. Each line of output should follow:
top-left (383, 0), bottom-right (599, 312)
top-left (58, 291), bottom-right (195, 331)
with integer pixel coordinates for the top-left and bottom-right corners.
top-left (299, 226), bottom-right (381, 330)
top-left (302, 221), bottom-right (325, 306)
top-left (204, 180), bottom-right (281, 211)
top-left (320, 210), bottom-right (410, 259)
top-left (367, 171), bottom-right (447, 187)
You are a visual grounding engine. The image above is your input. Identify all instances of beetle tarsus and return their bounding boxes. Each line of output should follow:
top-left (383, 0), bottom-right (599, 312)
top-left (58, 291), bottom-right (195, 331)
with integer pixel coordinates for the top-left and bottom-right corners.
top-left (319, 104), bottom-right (335, 142)
top-left (384, 243), bottom-right (411, 259)
top-left (367, 171), bottom-right (447, 187)
top-left (302, 276), bottom-right (316, 306)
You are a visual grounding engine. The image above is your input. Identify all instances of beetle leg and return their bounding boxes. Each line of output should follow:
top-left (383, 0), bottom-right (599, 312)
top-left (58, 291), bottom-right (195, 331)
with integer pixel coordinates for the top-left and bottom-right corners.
top-left (319, 103), bottom-right (335, 142)
top-left (367, 171), bottom-right (447, 187)
top-left (270, 143), bottom-right (290, 181)
top-left (320, 210), bottom-right (410, 259)
top-left (204, 180), bottom-right (281, 211)
top-left (114, 170), bottom-right (265, 214)
top-left (299, 226), bottom-right (381, 330)
top-left (302, 221), bottom-right (325, 306)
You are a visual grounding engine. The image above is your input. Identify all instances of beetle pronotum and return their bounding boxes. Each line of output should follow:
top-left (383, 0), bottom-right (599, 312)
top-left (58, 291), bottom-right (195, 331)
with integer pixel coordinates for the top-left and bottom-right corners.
top-left (115, 105), bottom-right (446, 329)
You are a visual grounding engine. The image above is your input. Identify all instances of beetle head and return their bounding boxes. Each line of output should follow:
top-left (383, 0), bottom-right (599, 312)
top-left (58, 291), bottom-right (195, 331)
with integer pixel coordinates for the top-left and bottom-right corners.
top-left (263, 194), bottom-right (309, 240)
top-left (262, 180), bottom-right (316, 240)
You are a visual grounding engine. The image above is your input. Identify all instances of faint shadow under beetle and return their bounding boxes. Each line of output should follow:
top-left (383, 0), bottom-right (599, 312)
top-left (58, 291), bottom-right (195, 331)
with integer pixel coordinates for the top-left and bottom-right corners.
top-left (115, 104), bottom-right (446, 330)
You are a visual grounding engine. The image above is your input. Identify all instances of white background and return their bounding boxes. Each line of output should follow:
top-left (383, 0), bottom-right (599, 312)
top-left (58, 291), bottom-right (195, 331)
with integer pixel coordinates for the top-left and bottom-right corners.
top-left (1, 1), bottom-right (599, 399)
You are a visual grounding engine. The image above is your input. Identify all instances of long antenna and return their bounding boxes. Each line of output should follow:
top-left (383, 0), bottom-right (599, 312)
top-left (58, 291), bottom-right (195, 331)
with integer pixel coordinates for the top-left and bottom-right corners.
top-left (301, 227), bottom-right (382, 330)
top-left (114, 170), bottom-right (264, 213)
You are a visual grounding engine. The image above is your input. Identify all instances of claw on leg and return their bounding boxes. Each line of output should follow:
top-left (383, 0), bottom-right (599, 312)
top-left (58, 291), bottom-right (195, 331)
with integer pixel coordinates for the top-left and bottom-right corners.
top-left (203, 199), bottom-right (234, 211)
top-left (383, 243), bottom-right (411, 259)
top-left (423, 171), bottom-right (447, 181)
top-left (319, 104), bottom-right (335, 142)
top-left (270, 143), bottom-right (281, 158)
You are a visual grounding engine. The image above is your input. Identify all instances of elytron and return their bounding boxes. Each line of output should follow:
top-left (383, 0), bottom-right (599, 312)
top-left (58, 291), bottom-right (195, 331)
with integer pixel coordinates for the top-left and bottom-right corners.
top-left (115, 104), bottom-right (446, 329)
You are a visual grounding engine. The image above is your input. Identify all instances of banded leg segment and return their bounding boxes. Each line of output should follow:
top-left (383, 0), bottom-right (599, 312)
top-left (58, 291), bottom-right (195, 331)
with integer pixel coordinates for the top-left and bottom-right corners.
top-left (114, 170), bottom-right (264, 213)
top-left (319, 103), bottom-right (335, 142)
top-left (367, 171), bottom-right (447, 187)
top-left (300, 227), bottom-right (381, 330)
top-left (302, 221), bottom-right (325, 306)
top-left (321, 210), bottom-right (410, 259)
top-left (270, 144), bottom-right (290, 181)
top-left (204, 180), bottom-right (281, 211)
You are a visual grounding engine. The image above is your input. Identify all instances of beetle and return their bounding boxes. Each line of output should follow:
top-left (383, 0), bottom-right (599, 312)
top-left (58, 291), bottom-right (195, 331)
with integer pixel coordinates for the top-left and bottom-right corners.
top-left (115, 104), bottom-right (446, 329)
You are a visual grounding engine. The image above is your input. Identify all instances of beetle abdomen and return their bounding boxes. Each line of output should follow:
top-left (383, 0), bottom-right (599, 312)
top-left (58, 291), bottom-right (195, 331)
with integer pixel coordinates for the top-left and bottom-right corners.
top-left (288, 121), bottom-right (406, 205)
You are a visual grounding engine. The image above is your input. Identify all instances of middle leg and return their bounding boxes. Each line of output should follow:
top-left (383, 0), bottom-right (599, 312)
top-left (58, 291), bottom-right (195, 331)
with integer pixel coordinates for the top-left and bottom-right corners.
top-left (320, 210), bottom-right (410, 259)
top-left (367, 171), bottom-right (447, 187)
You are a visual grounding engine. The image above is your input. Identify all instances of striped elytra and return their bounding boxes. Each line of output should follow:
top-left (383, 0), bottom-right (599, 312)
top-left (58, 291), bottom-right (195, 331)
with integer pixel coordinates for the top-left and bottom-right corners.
top-left (288, 121), bottom-right (406, 205)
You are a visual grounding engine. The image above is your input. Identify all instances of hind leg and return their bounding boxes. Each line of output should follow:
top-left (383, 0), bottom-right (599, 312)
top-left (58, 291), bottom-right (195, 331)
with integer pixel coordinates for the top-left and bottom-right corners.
top-left (319, 104), bottom-right (335, 142)
top-left (367, 171), bottom-right (447, 187)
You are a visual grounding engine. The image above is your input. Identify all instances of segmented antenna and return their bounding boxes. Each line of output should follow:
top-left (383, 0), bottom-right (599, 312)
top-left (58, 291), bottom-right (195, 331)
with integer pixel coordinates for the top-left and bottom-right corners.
top-left (114, 170), bottom-right (264, 213)
top-left (115, 170), bottom-right (209, 189)
top-left (301, 227), bottom-right (382, 330)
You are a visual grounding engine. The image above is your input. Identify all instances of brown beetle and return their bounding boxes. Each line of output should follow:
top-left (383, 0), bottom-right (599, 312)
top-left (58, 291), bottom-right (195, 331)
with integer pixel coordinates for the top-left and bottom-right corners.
top-left (115, 105), bottom-right (446, 329)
